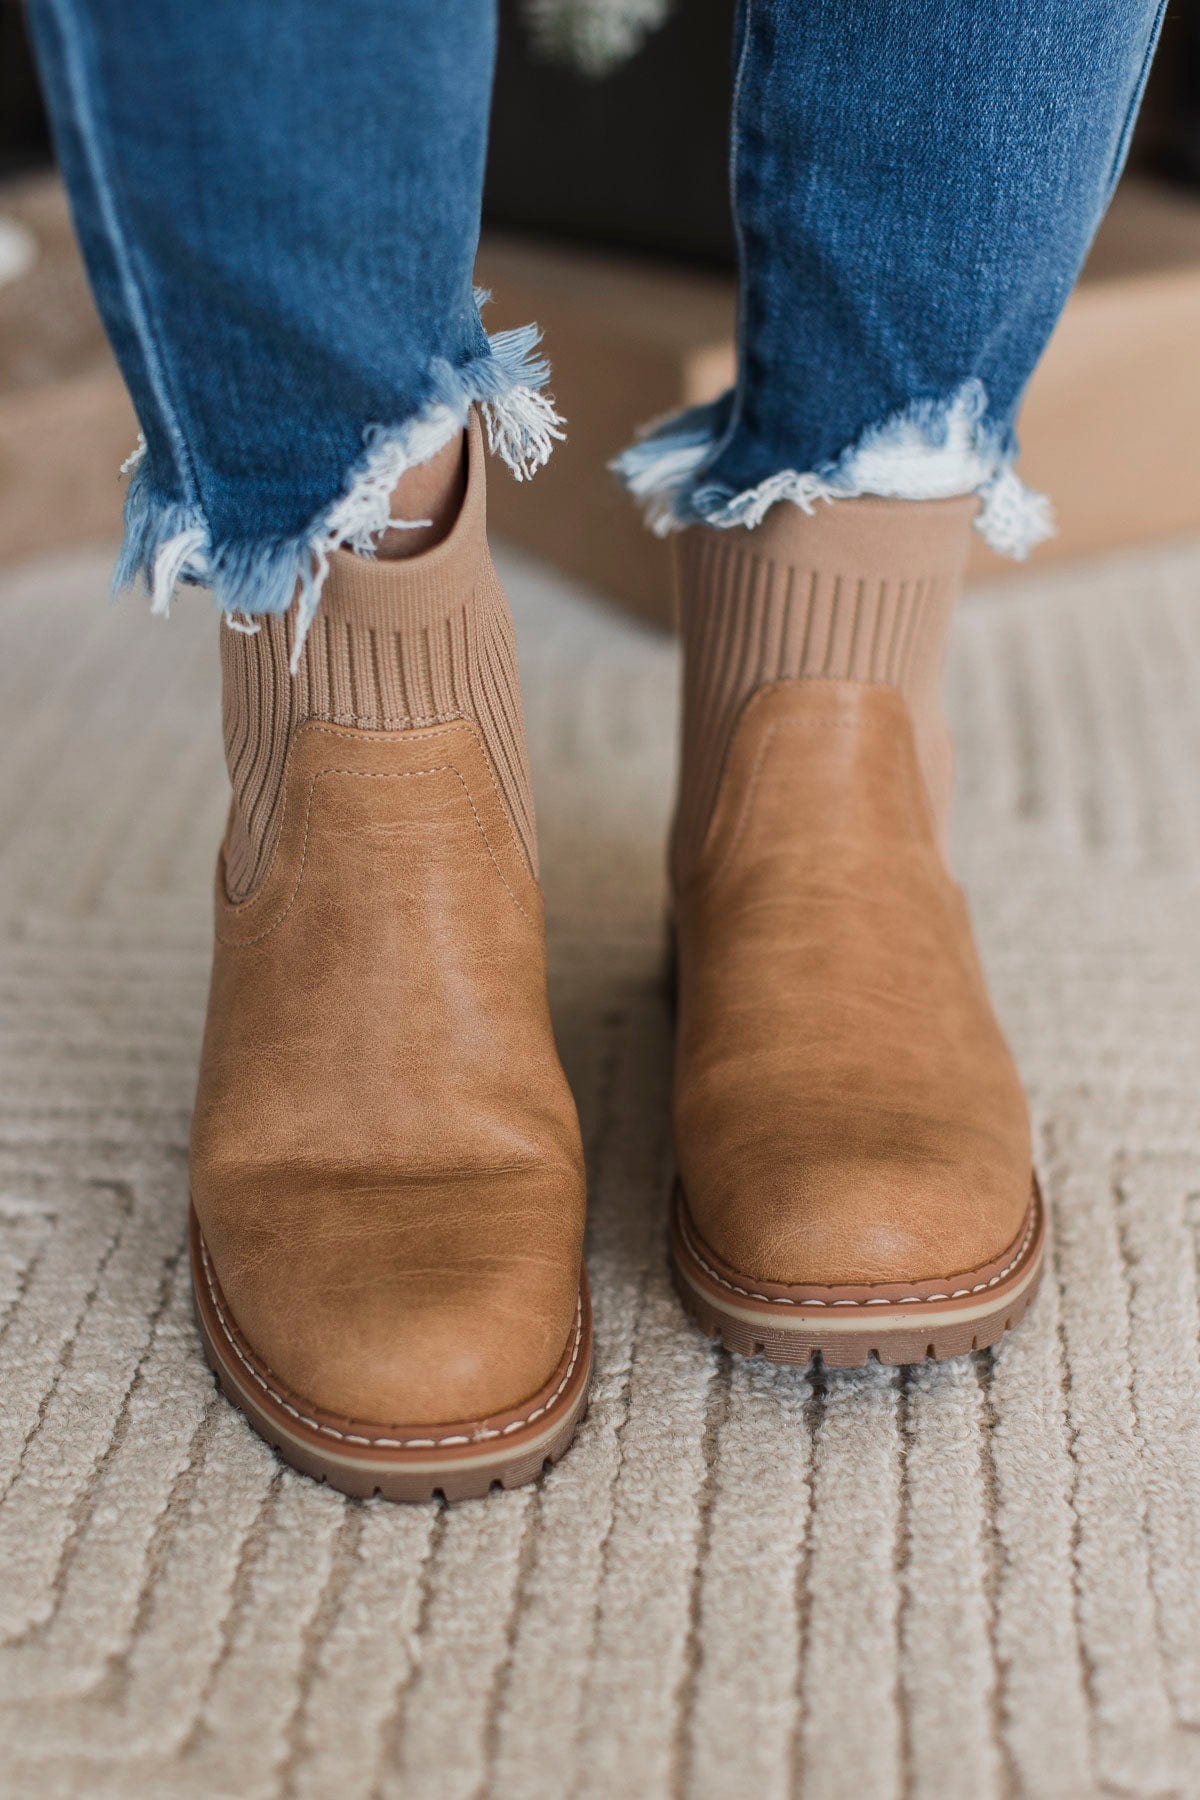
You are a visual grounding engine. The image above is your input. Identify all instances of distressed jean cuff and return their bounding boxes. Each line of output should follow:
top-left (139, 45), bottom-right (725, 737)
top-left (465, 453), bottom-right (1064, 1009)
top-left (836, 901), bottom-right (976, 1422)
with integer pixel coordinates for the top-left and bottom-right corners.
top-left (612, 379), bottom-right (1054, 559)
top-left (113, 297), bottom-right (563, 669)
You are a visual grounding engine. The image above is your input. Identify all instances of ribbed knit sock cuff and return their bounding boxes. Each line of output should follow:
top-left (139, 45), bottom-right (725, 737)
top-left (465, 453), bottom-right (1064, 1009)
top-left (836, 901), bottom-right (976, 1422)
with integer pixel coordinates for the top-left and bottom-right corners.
top-left (671, 495), bottom-right (977, 884)
top-left (220, 415), bottom-right (536, 901)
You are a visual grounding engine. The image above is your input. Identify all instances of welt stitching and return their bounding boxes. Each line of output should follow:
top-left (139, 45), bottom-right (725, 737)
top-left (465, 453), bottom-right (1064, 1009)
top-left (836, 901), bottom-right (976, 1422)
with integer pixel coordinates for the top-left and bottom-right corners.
top-left (303, 722), bottom-right (454, 743)
top-left (678, 1192), bottom-right (1040, 1309)
top-left (218, 764), bottom-right (535, 947)
top-left (316, 708), bottom-right (464, 732)
top-left (199, 1235), bottom-right (583, 1448)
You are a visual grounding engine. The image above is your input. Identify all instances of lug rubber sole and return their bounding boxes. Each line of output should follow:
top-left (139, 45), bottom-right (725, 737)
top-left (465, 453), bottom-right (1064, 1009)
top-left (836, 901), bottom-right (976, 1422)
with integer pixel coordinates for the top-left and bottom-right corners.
top-left (190, 1207), bottom-right (592, 1502)
top-left (669, 1179), bottom-right (1045, 1368)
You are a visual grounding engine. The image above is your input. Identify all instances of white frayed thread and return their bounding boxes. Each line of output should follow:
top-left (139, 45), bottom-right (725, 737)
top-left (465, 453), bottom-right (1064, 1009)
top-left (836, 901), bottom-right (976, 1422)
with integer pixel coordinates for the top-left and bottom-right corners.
top-left (617, 433), bottom-right (716, 533)
top-left (325, 406), bottom-right (463, 559)
top-left (977, 466), bottom-right (1056, 560)
top-left (481, 384), bottom-right (565, 480)
top-left (614, 379), bottom-right (1055, 560)
top-left (119, 433), bottom-right (147, 477)
top-left (832, 383), bottom-right (997, 502)
top-left (283, 382), bottom-right (564, 670)
top-left (149, 525), bottom-right (208, 617)
top-left (284, 404), bottom-right (465, 670)
top-left (686, 469), bottom-right (833, 534)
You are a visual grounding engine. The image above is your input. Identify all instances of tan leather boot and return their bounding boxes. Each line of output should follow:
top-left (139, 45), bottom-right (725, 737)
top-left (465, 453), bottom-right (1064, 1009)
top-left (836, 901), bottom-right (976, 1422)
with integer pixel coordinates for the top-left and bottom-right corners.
top-left (668, 498), bottom-right (1044, 1367)
top-left (189, 418), bottom-right (590, 1499)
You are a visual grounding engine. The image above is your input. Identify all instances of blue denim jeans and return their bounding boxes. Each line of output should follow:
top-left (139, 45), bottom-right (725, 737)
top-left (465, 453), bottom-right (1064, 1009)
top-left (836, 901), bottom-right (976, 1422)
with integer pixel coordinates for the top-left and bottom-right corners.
top-left (27, 0), bottom-right (1165, 642)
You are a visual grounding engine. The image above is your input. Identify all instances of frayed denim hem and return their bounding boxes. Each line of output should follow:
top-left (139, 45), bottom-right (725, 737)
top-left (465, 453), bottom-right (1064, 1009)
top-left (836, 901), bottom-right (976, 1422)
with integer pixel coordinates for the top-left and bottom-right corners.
top-left (114, 308), bottom-right (564, 672)
top-left (611, 379), bottom-right (1054, 560)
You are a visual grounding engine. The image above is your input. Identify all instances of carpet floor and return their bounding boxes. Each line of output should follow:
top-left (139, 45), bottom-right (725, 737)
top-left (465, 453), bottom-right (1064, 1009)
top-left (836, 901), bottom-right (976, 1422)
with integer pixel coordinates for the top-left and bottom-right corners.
top-left (1, 535), bottom-right (1199, 1800)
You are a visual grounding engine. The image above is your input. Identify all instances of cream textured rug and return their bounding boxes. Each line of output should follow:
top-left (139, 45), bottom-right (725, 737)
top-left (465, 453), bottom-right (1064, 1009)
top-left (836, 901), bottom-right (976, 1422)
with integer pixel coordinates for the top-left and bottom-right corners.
top-left (2, 534), bottom-right (1200, 1800)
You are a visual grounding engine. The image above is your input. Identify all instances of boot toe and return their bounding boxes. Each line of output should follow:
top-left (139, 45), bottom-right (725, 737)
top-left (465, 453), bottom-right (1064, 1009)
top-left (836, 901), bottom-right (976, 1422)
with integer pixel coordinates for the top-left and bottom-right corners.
top-left (683, 1137), bottom-right (1032, 1293)
top-left (200, 1169), bottom-right (584, 1430)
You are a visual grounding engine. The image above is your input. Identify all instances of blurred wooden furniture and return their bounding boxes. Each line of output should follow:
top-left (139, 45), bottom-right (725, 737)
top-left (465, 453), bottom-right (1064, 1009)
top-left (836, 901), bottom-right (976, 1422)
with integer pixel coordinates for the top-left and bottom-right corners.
top-left (0, 175), bottom-right (136, 562)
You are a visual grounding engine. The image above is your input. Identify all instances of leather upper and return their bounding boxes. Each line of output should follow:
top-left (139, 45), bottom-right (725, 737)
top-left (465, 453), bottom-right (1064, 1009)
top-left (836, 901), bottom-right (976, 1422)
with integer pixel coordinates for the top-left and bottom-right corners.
top-left (190, 715), bottom-right (586, 1426)
top-left (673, 679), bottom-right (1032, 1289)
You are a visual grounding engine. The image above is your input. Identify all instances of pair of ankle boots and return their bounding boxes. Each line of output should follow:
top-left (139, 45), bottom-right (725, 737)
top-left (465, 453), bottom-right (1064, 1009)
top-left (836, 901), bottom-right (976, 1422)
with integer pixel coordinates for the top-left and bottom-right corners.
top-left (189, 417), bottom-right (1044, 1501)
